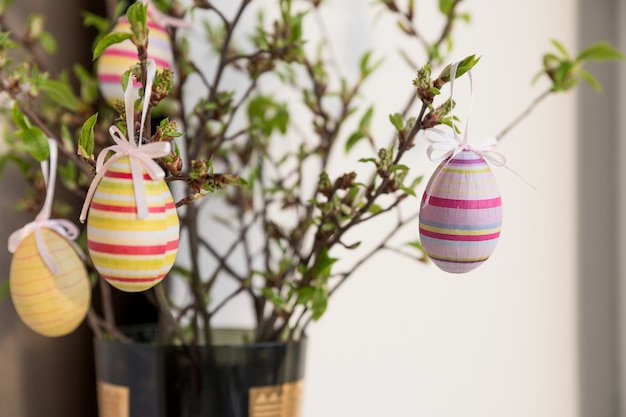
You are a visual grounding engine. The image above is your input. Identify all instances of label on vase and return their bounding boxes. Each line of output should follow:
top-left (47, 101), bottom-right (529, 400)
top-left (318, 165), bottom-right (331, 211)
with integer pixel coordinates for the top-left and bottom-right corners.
top-left (249, 380), bottom-right (303, 417)
top-left (98, 381), bottom-right (130, 417)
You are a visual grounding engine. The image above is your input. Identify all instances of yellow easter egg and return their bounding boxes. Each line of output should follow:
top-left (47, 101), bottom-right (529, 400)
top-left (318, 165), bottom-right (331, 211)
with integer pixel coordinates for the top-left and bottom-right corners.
top-left (10, 229), bottom-right (90, 337)
top-left (87, 156), bottom-right (179, 292)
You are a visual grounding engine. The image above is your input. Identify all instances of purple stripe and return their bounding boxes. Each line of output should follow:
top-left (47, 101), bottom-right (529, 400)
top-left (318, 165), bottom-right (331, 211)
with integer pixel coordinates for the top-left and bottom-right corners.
top-left (448, 158), bottom-right (486, 165)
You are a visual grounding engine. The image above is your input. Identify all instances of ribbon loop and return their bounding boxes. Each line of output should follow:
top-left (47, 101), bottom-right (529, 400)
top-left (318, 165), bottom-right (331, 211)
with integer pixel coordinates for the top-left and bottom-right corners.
top-left (80, 59), bottom-right (171, 223)
top-left (7, 140), bottom-right (82, 274)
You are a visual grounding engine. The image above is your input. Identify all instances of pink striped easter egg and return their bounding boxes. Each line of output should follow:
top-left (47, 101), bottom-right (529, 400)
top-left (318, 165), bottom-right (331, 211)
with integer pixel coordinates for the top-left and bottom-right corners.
top-left (86, 156), bottom-right (179, 292)
top-left (419, 150), bottom-right (502, 273)
top-left (10, 229), bottom-right (90, 337)
top-left (96, 16), bottom-right (174, 106)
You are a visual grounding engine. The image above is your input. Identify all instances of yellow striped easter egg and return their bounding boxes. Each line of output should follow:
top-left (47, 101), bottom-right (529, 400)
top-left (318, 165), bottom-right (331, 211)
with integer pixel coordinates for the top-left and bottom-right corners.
top-left (10, 229), bottom-right (90, 337)
top-left (96, 16), bottom-right (174, 106)
top-left (86, 156), bottom-right (179, 292)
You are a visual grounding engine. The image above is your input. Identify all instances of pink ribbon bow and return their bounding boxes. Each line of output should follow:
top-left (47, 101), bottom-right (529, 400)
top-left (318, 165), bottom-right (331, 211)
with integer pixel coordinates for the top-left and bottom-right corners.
top-left (80, 59), bottom-right (171, 222)
top-left (8, 140), bottom-right (81, 274)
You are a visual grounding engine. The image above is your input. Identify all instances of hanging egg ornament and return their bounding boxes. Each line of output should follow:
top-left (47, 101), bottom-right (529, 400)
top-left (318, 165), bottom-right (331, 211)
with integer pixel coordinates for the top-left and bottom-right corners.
top-left (9, 229), bottom-right (90, 337)
top-left (419, 150), bottom-right (503, 273)
top-left (86, 156), bottom-right (179, 292)
top-left (96, 15), bottom-right (174, 106)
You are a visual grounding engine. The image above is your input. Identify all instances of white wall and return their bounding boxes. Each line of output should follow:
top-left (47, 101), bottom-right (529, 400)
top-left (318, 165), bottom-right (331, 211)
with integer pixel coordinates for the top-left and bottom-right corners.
top-left (301, 1), bottom-right (579, 417)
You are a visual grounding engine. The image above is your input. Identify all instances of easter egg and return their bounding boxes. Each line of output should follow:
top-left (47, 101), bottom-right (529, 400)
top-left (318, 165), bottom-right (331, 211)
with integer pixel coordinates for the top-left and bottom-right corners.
top-left (86, 156), bottom-right (179, 292)
top-left (9, 229), bottom-right (90, 337)
top-left (96, 16), bottom-right (174, 106)
top-left (419, 150), bottom-right (502, 273)
top-left (161, 194), bottom-right (179, 277)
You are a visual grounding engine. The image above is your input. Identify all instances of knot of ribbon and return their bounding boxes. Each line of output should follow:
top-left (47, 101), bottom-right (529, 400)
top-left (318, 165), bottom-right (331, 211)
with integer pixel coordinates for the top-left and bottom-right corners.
top-left (7, 139), bottom-right (82, 275)
top-left (80, 59), bottom-right (171, 223)
top-left (425, 126), bottom-right (507, 168)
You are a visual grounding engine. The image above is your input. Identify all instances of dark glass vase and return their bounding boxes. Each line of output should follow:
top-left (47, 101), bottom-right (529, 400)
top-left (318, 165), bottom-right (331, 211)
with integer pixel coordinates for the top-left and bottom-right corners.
top-left (94, 326), bottom-right (306, 417)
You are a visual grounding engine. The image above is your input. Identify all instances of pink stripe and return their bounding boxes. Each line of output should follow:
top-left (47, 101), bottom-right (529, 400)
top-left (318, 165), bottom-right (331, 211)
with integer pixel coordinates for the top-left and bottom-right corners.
top-left (88, 241), bottom-right (165, 255)
top-left (90, 202), bottom-right (165, 214)
top-left (422, 195), bottom-right (502, 209)
top-left (102, 49), bottom-right (171, 69)
top-left (166, 239), bottom-right (178, 251)
top-left (104, 170), bottom-right (152, 180)
top-left (98, 74), bottom-right (142, 88)
top-left (419, 228), bottom-right (500, 241)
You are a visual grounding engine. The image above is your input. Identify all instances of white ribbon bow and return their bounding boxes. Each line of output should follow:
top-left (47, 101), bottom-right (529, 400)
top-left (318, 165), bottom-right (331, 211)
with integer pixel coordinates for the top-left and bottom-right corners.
top-left (422, 61), bottom-right (534, 190)
top-left (425, 126), bottom-right (507, 167)
top-left (80, 59), bottom-right (171, 222)
top-left (8, 139), bottom-right (82, 274)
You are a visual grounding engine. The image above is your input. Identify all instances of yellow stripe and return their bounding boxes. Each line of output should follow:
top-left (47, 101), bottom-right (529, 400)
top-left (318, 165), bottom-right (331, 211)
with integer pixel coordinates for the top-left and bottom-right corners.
top-left (420, 224), bottom-right (501, 236)
top-left (430, 186), bottom-right (501, 195)
top-left (88, 215), bottom-right (166, 231)
top-left (90, 253), bottom-right (165, 274)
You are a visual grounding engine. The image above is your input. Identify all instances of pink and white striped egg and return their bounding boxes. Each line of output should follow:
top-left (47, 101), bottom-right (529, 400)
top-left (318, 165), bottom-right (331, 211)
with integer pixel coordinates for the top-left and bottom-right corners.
top-left (419, 150), bottom-right (503, 273)
top-left (86, 156), bottom-right (179, 292)
top-left (10, 229), bottom-right (90, 337)
top-left (96, 15), bottom-right (174, 106)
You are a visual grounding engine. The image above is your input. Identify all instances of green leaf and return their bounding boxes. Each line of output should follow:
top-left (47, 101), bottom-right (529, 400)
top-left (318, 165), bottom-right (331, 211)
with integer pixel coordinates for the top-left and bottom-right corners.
top-left (79, 113), bottom-right (98, 159)
top-left (439, 0), bottom-right (454, 14)
top-left (345, 132), bottom-right (364, 153)
top-left (40, 79), bottom-right (77, 111)
top-left (579, 69), bottom-right (602, 92)
top-left (576, 41), bottom-right (625, 62)
top-left (311, 286), bottom-right (328, 321)
top-left (127, 1), bottom-right (148, 44)
top-left (20, 127), bottom-right (49, 162)
top-left (368, 203), bottom-right (382, 214)
top-left (389, 113), bottom-right (404, 131)
top-left (92, 32), bottom-right (132, 61)
top-left (358, 105), bottom-right (374, 131)
top-left (406, 240), bottom-right (428, 260)
top-left (438, 54), bottom-right (481, 82)
top-left (0, 0), bottom-right (14, 15)
top-left (39, 32), bottom-right (57, 54)
top-left (11, 102), bottom-right (28, 130)
top-left (359, 50), bottom-right (383, 80)
top-left (390, 164), bottom-right (409, 172)
top-left (550, 39), bottom-right (570, 59)
top-left (312, 248), bottom-right (338, 280)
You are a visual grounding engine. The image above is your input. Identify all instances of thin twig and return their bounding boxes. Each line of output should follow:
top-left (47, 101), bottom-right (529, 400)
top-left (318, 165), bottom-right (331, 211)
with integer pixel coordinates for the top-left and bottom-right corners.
top-left (496, 88), bottom-right (552, 140)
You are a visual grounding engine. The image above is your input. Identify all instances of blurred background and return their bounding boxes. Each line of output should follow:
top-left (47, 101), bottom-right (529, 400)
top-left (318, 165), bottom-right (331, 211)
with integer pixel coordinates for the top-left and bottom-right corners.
top-left (0, 0), bottom-right (624, 416)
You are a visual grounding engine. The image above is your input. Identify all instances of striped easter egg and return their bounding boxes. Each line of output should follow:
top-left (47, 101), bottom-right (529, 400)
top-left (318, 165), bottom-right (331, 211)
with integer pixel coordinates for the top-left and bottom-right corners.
top-left (10, 229), bottom-right (90, 337)
top-left (419, 150), bottom-right (502, 273)
top-left (158, 189), bottom-right (179, 278)
top-left (96, 16), bottom-right (174, 106)
top-left (86, 156), bottom-right (179, 292)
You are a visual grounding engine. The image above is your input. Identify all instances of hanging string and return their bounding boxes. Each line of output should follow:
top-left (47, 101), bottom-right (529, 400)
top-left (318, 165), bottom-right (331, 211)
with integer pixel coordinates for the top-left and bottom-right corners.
top-left (422, 61), bottom-right (534, 206)
top-left (8, 139), bottom-right (81, 274)
top-left (79, 58), bottom-right (171, 223)
top-left (143, 0), bottom-right (192, 29)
